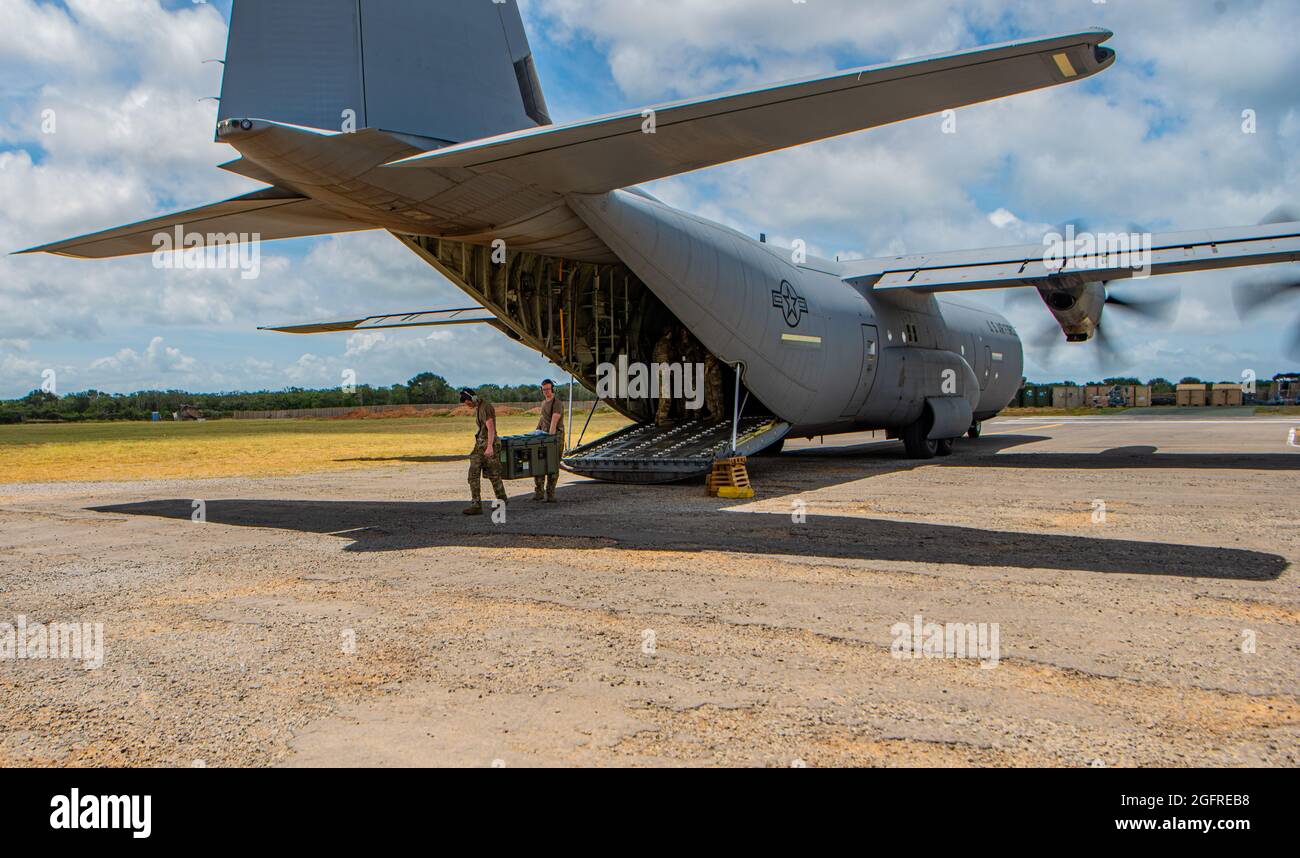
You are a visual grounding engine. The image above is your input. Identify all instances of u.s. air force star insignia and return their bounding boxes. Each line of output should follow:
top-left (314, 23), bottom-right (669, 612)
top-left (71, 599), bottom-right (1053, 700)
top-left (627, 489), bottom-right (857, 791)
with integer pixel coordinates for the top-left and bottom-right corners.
top-left (772, 280), bottom-right (808, 327)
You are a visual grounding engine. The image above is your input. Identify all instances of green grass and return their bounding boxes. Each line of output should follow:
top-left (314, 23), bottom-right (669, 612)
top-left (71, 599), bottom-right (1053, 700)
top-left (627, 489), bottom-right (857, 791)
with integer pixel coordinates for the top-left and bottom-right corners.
top-left (0, 414), bottom-right (629, 484)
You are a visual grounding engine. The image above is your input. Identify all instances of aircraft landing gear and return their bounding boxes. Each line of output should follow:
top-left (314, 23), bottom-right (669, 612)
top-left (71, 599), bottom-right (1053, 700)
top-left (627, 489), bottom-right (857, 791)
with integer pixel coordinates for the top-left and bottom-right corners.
top-left (901, 414), bottom-right (939, 459)
top-left (902, 411), bottom-right (959, 459)
top-left (967, 420), bottom-right (982, 439)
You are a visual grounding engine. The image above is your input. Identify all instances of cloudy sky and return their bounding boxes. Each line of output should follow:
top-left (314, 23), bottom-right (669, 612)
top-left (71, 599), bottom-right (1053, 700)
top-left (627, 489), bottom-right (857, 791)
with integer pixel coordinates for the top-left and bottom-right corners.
top-left (1, 0), bottom-right (1297, 398)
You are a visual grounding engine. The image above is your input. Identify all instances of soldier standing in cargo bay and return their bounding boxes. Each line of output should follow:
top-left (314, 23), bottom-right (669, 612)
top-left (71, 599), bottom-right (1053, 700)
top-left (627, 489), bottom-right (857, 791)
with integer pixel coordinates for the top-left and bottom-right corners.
top-left (461, 388), bottom-right (508, 516)
top-left (653, 328), bottom-right (675, 426)
top-left (533, 378), bottom-right (564, 503)
top-left (704, 351), bottom-right (725, 422)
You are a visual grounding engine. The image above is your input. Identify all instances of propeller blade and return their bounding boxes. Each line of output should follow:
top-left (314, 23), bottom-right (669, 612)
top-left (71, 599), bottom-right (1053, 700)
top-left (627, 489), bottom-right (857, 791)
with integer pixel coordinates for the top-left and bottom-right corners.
top-left (1233, 276), bottom-right (1300, 319)
top-left (1260, 205), bottom-right (1300, 226)
top-left (1030, 323), bottom-right (1064, 366)
top-left (1104, 291), bottom-right (1178, 322)
top-left (1004, 288), bottom-right (1040, 310)
top-left (1053, 216), bottom-right (1091, 236)
top-left (1093, 323), bottom-right (1122, 369)
top-left (1286, 320), bottom-right (1300, 362)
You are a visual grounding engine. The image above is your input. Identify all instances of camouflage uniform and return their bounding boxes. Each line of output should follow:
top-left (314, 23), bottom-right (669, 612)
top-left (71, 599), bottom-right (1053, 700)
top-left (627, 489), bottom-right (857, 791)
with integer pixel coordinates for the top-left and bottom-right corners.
top-left (467, 398), bottom-right (507, 510)
top-left (704, 352), bottom-right (725, 422)
top-left (653, 330), bottom-right (675, 426)
top-left (679, 329), bottom-right (702, 422)
top-left (532, 395), bottom-right (564, 502)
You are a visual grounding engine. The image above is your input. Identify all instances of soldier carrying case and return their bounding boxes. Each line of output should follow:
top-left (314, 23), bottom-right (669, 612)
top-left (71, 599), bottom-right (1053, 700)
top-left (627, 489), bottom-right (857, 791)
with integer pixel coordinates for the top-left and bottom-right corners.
top-left (496, 432), bottom-right (562, 480)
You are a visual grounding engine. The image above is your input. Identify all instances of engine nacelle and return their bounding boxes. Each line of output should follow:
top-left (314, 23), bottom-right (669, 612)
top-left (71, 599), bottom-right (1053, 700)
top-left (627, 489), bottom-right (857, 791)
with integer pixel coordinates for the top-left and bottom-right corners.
top-left (1037, 280), bottom-right (1106, 341)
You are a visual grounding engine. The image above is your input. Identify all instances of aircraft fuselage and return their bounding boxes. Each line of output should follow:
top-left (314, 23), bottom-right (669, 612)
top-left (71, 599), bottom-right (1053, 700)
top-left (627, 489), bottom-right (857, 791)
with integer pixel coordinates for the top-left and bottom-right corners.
top-left (213, 121), bottom-right (1021, 444)
top-left (567, 189), bottom-right (1022, 440)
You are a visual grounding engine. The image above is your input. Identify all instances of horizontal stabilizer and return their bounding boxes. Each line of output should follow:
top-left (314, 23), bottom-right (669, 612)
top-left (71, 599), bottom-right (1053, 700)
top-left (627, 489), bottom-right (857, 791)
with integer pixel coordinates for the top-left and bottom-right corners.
top-left (260, 308), bottom-right (507, 335)
top-left (18, 188), bottom-right (370, 259)
top-left (843, 221), bottom-right (1300, 293)
top-left (217, 157), bottom-right (283, 186)
top-left (387, 29), bottom-right (1114, 193)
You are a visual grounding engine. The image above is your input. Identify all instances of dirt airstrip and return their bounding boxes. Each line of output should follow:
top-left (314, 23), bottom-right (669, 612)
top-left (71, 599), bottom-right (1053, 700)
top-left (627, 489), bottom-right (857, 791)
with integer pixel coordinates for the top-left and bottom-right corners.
top-left (1, 414), bottom-right (1297, 767)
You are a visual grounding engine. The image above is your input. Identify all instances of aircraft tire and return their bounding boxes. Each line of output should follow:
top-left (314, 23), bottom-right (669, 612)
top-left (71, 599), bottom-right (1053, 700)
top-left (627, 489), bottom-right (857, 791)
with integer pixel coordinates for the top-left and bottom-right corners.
top-left (935, 438), bottom-right (955, 457)
top-left (967, 421), bottom-right (982, 439)
top-left (901, 416), bottom-right (938, 459)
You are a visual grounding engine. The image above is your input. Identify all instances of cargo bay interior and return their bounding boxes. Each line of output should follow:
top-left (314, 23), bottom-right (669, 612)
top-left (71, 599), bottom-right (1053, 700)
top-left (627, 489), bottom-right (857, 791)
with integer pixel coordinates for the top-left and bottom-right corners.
top-left (397, 234), bottom-right (785, 482)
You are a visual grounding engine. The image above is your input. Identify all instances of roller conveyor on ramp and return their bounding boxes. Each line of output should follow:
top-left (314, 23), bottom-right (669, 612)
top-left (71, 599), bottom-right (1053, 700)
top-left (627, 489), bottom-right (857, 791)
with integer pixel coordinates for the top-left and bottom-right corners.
top-left (563, 417), bottom-right (790, 484)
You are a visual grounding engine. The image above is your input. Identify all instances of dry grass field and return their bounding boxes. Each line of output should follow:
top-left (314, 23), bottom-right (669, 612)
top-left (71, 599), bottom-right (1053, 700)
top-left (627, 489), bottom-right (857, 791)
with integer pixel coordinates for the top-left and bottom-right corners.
top-left (0, 413), bottom-right (630, 483)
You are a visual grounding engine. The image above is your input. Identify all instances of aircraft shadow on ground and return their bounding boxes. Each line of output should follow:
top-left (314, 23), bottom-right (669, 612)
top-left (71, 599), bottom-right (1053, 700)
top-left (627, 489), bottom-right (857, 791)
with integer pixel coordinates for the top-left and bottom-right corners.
top-left (783, 434), bottom-right (1300, 472)
top-left (89, 433), bottom-right (1295, 580)
top-left (91, 494), bottom-right (1286, 584)
top-left (737, 434), bottom-right (1300, 504)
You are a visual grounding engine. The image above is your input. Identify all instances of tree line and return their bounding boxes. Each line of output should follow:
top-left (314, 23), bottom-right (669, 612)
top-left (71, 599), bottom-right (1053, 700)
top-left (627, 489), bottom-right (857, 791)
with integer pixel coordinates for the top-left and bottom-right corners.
top-left (4, 371), bottom-right (1293, 423)
top-left (0, 373), bottom-right (595, 423)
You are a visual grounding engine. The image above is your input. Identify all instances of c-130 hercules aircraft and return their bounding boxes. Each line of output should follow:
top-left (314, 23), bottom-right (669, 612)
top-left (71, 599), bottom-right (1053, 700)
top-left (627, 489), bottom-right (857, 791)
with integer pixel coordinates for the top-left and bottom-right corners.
top-left (23, 1), bottom-right (1300, 483)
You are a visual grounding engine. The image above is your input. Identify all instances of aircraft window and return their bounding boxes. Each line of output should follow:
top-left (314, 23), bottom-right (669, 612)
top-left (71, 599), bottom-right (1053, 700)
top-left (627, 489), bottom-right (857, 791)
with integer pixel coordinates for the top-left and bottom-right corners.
top-left (887, 330), bottom-right (893, 342)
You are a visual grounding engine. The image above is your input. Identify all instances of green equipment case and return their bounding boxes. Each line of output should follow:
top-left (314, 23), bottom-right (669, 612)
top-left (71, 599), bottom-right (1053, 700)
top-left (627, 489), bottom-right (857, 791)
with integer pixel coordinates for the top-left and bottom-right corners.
top-left (496, 432), bottom-right (561, 480)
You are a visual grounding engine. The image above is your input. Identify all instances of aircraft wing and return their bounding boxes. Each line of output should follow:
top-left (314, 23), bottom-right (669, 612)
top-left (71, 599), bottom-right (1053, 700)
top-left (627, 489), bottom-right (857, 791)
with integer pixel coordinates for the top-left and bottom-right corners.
top-left (17, 188), bottom-right (371, 259)
top-left (386, 29), bottom-right (1115, 193)
top-left (842, 221), bottom-right (1300, 293)
top-left (260, 308), bottom-right (509, 335)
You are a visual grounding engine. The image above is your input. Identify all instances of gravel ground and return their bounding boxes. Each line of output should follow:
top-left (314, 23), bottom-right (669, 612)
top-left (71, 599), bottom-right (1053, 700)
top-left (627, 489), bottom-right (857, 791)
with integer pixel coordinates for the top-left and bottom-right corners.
top-left (1, 415), bottom-right (1297, 767)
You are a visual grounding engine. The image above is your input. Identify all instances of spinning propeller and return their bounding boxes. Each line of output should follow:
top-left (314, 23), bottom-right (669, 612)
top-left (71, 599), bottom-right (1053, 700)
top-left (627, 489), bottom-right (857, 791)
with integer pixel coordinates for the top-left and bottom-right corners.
top-left (1232, 206), bottom-right (1300, 360)
top-left (1011, 284), bottom-right (1178, 370)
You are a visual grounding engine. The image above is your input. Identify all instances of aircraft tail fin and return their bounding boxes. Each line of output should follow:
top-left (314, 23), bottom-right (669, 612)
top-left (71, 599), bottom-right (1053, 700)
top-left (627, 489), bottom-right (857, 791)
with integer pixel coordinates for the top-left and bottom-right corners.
top-left (218, 0), bottom-right (550, 145)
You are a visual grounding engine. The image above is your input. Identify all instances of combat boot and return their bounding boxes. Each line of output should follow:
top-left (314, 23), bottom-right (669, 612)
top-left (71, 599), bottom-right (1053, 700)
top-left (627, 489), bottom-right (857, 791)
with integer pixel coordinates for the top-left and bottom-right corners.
top-left (462, 503), bottom-right (484, 516)
top-left (545, 491), bottom-right (557, 504)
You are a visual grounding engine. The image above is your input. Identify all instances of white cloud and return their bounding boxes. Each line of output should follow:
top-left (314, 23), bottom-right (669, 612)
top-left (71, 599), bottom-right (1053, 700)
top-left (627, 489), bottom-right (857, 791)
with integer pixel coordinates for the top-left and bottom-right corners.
top-left (89, 335), bottom-right (196, 374)
top-left (0, 349), bottom-right (42, 383)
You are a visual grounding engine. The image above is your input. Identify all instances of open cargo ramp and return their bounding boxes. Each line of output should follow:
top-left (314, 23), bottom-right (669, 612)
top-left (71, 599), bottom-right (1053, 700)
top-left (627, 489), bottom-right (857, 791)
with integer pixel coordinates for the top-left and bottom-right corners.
top-left (564, 418), bottom-right (789, 484)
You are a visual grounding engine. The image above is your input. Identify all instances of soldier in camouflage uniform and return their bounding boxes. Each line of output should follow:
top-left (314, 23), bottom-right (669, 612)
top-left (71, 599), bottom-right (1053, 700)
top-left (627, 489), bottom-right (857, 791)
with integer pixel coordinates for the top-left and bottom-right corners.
top-left (532, 379), bottom-right (564, 503)
top-left (704, 351), bottom-right (725, 422)
top-left (461, 388), bottom-right (507, 516)
top-left (653, 328), bottom-right (675, 426)
top-left (680, 327), bottom-right (703, 422)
